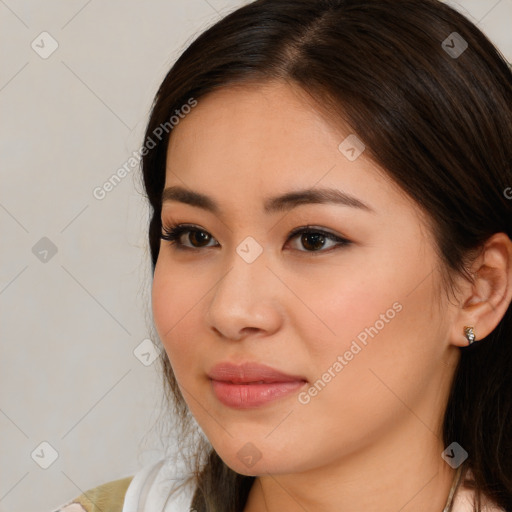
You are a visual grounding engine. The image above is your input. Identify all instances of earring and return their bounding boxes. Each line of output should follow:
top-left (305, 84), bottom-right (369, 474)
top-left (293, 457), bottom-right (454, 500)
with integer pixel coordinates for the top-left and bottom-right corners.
top-left (464, 326), bottom-right (476, 345)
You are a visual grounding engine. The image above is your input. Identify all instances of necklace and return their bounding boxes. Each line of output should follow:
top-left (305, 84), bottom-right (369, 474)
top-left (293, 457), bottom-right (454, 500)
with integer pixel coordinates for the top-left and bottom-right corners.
top-left (442, 464), bottom-right (464, 512)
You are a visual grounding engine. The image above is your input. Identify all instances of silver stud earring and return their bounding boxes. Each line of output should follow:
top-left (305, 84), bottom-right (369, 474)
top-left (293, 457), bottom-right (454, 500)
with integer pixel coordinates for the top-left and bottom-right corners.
top-left (464, 326), bottom-right (476, 345)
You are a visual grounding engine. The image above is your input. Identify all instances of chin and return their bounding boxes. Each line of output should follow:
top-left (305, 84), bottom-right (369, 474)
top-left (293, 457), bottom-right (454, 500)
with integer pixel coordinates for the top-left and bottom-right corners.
top-left (213, 444), bottom-right (296, 477)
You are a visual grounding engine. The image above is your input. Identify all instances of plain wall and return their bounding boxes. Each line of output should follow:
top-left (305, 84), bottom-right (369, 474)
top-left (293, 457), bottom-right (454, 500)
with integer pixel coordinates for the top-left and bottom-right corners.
top-left (0, 1), bottom-right (510, 511)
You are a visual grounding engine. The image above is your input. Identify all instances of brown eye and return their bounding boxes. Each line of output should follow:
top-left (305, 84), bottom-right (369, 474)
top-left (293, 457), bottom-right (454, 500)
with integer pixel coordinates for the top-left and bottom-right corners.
top-left (161, 223), bottom-right (351, 253)
top-left (299, 232), bottom-right (327, 251)
top-left (287, 227), bottom-right (351, 253)
top-left (161, 224), bottom-right (218, 250)
top-left (187, 230), bottom-right (212, 247)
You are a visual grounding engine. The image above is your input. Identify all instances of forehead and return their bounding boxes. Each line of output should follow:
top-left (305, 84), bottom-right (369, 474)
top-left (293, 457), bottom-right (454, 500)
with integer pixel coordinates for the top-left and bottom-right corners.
top-left (163, 81), bottom-right (415, 219)
top-left (167, 81), bottom-right (338, 178)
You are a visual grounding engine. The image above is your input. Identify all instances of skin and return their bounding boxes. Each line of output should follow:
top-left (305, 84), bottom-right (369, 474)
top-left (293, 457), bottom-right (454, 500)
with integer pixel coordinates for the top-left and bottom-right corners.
top-left (151, 80), bottom-right (512, 511)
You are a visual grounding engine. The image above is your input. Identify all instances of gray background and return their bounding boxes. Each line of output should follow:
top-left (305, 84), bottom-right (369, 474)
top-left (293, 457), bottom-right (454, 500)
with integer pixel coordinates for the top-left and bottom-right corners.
top-left (0, 1), bottom-right (510, 511)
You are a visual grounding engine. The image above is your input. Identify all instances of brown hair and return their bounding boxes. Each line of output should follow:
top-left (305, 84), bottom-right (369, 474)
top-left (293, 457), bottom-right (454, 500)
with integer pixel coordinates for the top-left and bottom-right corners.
top-left (140, 0), bottom-right (512, 509)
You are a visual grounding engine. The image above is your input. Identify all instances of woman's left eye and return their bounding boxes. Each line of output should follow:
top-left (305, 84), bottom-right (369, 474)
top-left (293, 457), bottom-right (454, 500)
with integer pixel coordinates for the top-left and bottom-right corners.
top-left (160, 224), bottom-right (351, 253)
top-left (286, 226), bottom-right (352, 252)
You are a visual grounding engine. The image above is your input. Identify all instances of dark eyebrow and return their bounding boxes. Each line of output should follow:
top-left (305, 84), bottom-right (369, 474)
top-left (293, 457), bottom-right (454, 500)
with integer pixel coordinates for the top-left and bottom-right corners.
top-left (161, 185), bottom-right (375, 214)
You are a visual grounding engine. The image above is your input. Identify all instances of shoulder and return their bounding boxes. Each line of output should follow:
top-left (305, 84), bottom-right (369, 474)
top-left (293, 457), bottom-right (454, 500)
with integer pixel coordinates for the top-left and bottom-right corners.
top-left (52, 475), bottom-right (134, 512)
top-left (51, 457), bottom-right (196, 512)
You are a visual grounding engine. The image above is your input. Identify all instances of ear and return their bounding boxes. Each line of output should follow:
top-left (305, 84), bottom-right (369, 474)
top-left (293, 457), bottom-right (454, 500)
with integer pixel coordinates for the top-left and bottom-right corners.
top-left (450, 232), bottom-right (512, 347)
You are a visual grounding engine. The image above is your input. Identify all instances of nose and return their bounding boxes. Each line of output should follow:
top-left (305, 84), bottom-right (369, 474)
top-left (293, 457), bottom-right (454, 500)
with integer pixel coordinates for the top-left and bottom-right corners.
top-left (205, 246), bottom-right (283, 341)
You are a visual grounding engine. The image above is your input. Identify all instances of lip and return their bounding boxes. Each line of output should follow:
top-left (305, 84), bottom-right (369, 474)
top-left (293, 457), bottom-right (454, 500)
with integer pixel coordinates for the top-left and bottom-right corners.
top-left (208, 362), bottom-right (307, 384)
top-left (208, 362), bottom-right (308, 409)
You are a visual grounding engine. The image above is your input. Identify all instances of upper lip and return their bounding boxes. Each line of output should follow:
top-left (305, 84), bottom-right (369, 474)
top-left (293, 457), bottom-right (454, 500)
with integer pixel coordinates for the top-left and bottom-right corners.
top-left (208, 362), bottom-right (307, 384)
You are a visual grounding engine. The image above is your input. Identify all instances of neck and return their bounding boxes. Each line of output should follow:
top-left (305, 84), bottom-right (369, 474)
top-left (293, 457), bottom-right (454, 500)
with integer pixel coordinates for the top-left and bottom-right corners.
top-left (243, 419), bottom-right (457, 512)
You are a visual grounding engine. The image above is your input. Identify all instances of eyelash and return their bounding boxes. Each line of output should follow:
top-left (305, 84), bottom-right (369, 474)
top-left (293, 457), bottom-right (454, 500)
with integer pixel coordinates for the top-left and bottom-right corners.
top-left (160, 223), bottom-right (352, 254)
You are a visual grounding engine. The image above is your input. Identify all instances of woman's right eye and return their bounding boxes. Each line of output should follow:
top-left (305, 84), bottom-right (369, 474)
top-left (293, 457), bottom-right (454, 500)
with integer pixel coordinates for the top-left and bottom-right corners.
top-left (161, 224), bottom-right (219, 250)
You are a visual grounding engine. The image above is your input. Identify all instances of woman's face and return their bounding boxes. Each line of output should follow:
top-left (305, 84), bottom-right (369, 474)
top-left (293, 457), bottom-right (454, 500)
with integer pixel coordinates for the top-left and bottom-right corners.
top-left (152, 81), bottom-right (460, 476)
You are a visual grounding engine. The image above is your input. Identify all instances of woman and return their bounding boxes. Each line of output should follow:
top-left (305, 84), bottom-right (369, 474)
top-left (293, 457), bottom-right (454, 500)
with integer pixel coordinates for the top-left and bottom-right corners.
top-left (53, 0), bottom-right (512, 510)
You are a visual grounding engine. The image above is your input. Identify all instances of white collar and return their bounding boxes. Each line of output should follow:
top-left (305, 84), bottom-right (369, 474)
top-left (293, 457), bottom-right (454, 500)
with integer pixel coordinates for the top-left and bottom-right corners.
top-left (122, 457), bottom-right (195, 512)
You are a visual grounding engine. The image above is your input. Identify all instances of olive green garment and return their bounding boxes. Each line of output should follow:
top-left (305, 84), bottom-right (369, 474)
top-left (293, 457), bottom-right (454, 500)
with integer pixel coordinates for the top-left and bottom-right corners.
top-left (54, 476), bottom-right (134, 512)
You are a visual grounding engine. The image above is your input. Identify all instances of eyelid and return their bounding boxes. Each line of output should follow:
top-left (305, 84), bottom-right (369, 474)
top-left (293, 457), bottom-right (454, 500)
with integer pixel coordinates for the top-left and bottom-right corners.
top-left (287, 224), bottom-right (349, 240)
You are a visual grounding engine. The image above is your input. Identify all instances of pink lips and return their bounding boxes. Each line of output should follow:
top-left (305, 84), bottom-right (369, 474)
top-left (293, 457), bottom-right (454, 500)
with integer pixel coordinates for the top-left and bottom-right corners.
top-left (208, 362), bottom-right (308, 409)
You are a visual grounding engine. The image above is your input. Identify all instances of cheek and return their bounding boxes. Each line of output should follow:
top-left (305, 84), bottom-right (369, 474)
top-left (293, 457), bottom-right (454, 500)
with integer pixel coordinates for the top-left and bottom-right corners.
top-left (284, 286), bottom-right (437, 459)
top-left (151, 258), bottom-right (201, 362)
top-left (323, 283), bottom-right (442, 417)
top-left (152, 260), bottom-right (176, 344)
top-left (291, 249), bottom-right (443, 401)
top-left (285, 257), bottom-right (405, 364)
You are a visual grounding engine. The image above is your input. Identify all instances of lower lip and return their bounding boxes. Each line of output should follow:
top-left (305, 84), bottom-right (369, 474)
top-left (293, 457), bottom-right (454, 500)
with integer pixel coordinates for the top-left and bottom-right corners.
top-left (210, 379), bottom-right (307, 409)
